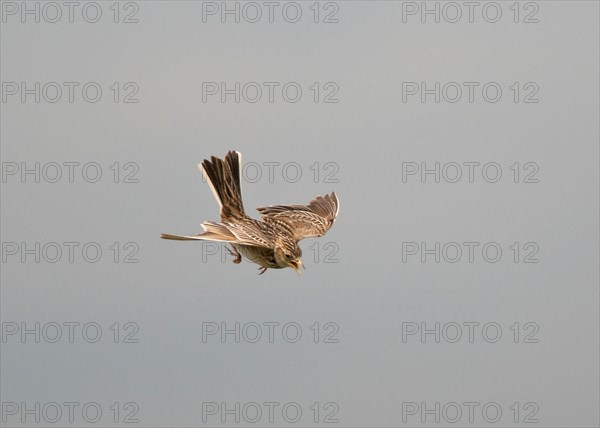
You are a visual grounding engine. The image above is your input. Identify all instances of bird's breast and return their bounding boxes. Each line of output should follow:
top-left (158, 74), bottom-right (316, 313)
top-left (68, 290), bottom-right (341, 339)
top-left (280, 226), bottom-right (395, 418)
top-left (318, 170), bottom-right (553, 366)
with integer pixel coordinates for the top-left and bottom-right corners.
top-left (233, 244), bottom-right (281, 269)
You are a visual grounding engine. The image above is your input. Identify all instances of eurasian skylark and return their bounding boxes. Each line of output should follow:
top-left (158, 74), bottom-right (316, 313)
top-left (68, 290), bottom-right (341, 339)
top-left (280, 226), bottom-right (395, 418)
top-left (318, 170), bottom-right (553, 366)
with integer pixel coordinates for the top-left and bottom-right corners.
top-left (161, 150), bottom-right (339, 274)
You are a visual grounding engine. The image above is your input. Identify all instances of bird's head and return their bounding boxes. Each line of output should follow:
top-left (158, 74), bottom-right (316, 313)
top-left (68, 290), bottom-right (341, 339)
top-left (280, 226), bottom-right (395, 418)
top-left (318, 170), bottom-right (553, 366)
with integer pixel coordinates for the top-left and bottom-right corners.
top-left (274, 243), bottom-right (304, 274)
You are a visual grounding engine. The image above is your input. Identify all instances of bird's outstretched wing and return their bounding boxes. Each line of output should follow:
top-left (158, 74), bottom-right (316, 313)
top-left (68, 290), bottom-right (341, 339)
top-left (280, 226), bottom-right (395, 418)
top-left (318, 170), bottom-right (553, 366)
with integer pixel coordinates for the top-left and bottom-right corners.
top-left (161, 220), bottom-right (271, 248)
top-left (256, 192), bottom-right (339, 241)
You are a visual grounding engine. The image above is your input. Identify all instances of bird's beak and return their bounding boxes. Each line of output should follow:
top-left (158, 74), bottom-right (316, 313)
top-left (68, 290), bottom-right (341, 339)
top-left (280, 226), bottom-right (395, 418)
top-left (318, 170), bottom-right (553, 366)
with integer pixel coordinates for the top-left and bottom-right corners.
top-left (291, 259), bottom-right (304, 274)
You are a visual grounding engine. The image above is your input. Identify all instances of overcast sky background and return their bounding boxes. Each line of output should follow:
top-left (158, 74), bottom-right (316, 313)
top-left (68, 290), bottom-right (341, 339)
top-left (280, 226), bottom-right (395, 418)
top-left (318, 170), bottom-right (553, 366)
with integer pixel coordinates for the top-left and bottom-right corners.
top-left (1, 1), bottom-right (599, 427)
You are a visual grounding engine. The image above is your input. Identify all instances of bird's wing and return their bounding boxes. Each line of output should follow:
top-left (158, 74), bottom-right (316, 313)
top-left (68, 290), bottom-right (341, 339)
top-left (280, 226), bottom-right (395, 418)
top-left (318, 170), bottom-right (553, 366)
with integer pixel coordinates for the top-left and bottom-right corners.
top-left (256, 192), bottom-right (339, 241)
top-left (161, 221), bottom-right (272, 248)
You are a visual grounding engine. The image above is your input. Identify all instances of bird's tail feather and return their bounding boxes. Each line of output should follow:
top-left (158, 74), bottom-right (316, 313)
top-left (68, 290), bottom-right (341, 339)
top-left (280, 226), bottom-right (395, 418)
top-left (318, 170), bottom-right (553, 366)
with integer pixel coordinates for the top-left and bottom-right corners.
top-left (200, 150), bottom-right (246, 220)
top-left (161, 233), bottom-right (203, 241)
top-left (161, 221), bottom-right (238, 243)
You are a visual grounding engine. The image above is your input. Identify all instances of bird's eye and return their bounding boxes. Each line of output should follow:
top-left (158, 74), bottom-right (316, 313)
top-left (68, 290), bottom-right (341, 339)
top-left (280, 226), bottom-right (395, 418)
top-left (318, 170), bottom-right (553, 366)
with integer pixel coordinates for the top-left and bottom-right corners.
top-left (285, 253), bottom-right (292, 259)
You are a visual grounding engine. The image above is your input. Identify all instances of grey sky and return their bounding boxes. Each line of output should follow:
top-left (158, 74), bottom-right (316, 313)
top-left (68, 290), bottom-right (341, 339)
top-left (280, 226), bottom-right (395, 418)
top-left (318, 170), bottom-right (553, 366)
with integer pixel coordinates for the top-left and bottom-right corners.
top-left (1, 1), bottom-right (598, 427)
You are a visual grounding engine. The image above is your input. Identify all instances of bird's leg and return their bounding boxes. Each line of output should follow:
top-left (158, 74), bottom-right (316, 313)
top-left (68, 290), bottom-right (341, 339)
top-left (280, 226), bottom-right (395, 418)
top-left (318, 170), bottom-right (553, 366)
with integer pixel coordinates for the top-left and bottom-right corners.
top-left (225, 245), bottom-right (242, 264)
top-left (258, 267), bottom-right (267, 275)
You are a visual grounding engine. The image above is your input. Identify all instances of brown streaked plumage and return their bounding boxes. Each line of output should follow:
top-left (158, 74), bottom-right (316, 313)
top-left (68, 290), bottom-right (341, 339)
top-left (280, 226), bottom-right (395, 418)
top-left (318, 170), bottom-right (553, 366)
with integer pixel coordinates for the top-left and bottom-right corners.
top-left (161, 150), bottom-right (339, 274)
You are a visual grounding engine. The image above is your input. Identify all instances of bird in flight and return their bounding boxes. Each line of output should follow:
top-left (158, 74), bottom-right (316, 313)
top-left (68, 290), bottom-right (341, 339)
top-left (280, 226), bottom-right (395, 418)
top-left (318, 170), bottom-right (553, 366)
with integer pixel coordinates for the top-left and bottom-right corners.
top-left (161, 150), bottom-right (339, 274)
